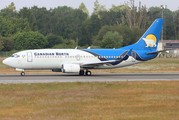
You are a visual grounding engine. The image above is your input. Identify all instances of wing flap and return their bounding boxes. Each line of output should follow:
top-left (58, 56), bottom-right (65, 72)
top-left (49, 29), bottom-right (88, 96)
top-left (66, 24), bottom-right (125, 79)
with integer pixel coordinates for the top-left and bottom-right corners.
top-left (81, 60), bottom-right (116, 67)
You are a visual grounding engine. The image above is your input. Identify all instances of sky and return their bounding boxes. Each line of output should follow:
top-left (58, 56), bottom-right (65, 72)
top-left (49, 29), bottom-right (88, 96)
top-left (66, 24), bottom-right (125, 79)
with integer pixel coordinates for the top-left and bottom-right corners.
top-left (0, 0), bottom-right (179, 14)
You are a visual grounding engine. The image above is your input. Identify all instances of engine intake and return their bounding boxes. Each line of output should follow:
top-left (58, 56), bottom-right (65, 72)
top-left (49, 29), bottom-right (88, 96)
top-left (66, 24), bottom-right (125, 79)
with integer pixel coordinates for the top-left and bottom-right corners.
top-left (61, 64), bottom-right (80, 73)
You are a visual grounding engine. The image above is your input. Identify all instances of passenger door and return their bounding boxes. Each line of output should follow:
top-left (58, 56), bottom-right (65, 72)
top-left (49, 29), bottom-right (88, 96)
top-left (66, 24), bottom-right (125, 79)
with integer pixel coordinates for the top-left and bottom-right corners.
top-left (27, 52), bottom-right (33, 62)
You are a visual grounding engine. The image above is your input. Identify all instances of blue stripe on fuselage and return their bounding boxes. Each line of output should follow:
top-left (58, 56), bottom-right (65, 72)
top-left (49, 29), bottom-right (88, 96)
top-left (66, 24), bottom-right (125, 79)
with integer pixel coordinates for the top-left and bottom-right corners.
top-left (80, 49), bottom-right (130, 65)
top-left (80, 49), bottom-right (158, 61)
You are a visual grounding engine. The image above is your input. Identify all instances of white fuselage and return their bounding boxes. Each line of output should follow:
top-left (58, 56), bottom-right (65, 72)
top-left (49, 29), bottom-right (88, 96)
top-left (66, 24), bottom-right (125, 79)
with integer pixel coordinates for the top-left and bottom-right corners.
top-left (3, 49), bottom-right (141, 71)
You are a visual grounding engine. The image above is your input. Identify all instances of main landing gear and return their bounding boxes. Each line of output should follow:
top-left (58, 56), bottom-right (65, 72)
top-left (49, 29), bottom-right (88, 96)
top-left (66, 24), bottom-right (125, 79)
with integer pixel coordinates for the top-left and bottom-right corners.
top-left (21, 72), bottom-right (25, 76)
top-left (79, 70), bottom-right (91, 76)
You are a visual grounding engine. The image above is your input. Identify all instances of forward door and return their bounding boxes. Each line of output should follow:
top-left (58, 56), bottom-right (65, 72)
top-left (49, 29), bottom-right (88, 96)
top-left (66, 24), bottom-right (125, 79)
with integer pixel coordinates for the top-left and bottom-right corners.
top-left (27, 52), bottom-right (33, 62)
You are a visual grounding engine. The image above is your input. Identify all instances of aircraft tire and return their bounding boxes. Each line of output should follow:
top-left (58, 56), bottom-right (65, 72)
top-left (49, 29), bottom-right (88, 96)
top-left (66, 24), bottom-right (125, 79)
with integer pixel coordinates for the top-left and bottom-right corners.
top-left (86, 71), bottom-right (91, 76)
top-left (79, 70), bottom-right (84, 76)
top-left (21, 72), bottom-right (25, 76)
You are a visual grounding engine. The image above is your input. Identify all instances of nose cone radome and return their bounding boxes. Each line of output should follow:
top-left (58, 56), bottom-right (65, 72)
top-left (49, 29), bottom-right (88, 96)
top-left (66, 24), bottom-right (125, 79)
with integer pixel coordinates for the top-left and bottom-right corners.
top-left (2, 58), bottom-right (12, 67)
top-left (2, 59), bottom-right (7, 65)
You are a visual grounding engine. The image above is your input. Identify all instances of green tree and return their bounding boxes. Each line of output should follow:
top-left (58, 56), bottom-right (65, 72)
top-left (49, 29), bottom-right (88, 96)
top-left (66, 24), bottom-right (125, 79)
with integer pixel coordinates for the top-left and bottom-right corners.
top-left (131, 26), bottom-right (141, 44)
top-left (100, 37), bottom-right (115, 48)
top-left (11, 17), bottom-right (31, 33)
top-left (53, 6), bottom-right (73, 12)
top-left (0, 2), bottom-right (17, 18)
top-left (63, 9), bottom-right (87, 45)
top-left (46, 34), bottom-right (63, 48)
top-left (110, 4), bottom-right (128, 12)
top-left (30, 6), bottom-right (51, 36)
top-left (100, 31), bottom-right (123, 48)
top-left (13, 31), bottom-right (48, 50)
top-left (0, 38), bottom-right (14, 51)
top-left (79, 14), bottom-right (101, 46)
top-left (0, 16), bottom-right (13, 37)
top-left (174, 10), bottom-right (179, 39)
top-left (18, 7), bottom-right (38, 31)
top-left (0, 40), bottom-right (4, 51)
top-left (93, 0), bottom-right (107, 15)
top-left (148, 7), bottom-right (161, 22)
top-left (79, 2), bottom-right (89, 17)
top-left (94, 22), bottom-right (141, 47)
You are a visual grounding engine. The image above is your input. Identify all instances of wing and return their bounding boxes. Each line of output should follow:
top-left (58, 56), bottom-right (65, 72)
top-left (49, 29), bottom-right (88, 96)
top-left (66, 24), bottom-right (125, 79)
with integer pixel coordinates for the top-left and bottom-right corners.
top-left (81, 60), bottom-right (117, 68)
top-left (80, 49), bottom-right (132, 68)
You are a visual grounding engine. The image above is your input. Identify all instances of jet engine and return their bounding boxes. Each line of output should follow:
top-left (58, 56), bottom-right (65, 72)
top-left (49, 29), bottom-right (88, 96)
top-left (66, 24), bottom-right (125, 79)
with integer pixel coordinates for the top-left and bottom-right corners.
top-left (61, 64), bottom-right (80, 73)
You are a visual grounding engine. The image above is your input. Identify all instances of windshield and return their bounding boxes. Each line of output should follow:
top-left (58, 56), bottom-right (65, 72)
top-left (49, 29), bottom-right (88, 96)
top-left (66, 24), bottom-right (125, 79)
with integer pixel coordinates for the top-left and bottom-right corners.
top-left (10, 54), bottom-right (20, 58)
top-left (10, 54), bottom-right (15, 57)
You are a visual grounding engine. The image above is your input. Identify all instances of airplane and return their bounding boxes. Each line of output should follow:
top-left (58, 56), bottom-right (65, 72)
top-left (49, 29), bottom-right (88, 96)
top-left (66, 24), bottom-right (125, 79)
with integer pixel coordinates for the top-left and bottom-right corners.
top-left (3, 18), bottom-right (168, 76)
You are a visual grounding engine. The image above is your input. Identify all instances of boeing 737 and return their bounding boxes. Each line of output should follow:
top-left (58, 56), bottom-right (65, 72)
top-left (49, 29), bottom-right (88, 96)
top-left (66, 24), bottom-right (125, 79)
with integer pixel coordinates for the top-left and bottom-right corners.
top-left (3, 18), bottom-right (167, 76)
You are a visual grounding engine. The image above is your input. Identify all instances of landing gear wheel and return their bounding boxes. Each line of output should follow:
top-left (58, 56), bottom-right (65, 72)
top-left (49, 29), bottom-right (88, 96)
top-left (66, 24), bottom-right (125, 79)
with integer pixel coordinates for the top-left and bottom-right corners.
top-left (79, 70), bottom-right (84, 76)
top-left (86, 71), bottom-right (91, 76)
top-left (21, 72), bottom-right (25, 76)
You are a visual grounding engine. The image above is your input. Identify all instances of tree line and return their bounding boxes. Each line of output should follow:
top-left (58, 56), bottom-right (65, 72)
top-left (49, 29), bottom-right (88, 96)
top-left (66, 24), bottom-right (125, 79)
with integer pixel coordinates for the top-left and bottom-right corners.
top-left (0, 0), bottom-right (179, 52)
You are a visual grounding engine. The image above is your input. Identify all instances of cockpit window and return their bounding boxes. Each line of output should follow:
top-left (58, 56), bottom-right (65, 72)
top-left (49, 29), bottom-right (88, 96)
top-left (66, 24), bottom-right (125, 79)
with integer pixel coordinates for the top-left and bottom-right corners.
top-left (10, 54), bottom-right (20, 58)
top-left (10, 55), bottom-right (15, 57)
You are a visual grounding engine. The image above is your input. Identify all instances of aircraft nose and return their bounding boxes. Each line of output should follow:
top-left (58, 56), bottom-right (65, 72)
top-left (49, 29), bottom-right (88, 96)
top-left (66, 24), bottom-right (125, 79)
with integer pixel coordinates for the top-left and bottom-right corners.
top-left (2, 58), bottom-right (11, 66)
top-left (2, 59), bottom-right (8, 65)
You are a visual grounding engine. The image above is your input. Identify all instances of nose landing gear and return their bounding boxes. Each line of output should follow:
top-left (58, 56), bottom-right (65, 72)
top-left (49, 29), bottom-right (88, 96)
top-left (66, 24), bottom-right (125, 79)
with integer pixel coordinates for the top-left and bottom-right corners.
top-left (21, 72), bottom-right (25, 76)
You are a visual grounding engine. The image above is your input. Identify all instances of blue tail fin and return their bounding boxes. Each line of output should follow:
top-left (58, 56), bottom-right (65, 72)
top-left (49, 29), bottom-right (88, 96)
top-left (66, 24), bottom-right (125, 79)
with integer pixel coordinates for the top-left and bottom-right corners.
top-left (134, 18), bottom-right (164, 50)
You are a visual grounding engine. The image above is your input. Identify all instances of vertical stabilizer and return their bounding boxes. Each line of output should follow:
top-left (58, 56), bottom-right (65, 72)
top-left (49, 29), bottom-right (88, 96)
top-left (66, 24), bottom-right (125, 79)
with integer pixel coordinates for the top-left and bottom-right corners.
top-left (134, 18), bottom-right (164, 50)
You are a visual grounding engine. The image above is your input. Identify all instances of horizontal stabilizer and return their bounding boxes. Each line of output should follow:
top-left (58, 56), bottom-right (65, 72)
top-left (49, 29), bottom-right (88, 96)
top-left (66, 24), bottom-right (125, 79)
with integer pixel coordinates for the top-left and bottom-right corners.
top-left (146, 48), bottom-right (175, 55)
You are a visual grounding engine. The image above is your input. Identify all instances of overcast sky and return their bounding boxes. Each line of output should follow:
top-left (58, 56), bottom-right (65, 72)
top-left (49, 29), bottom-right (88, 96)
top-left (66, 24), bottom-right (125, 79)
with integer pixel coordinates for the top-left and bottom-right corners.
top-left (1, 0), bottom-right (179, 13)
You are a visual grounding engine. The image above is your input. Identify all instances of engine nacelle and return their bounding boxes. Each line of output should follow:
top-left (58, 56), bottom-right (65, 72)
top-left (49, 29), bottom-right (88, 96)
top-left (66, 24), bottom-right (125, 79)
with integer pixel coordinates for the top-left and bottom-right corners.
top-left (61, 64), bottom-right (80, 73)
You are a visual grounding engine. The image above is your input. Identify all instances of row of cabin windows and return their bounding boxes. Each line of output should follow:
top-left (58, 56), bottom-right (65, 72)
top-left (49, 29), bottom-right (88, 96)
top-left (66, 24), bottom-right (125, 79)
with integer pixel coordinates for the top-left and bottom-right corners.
top-left (34, 55), bottom-right (122, 59)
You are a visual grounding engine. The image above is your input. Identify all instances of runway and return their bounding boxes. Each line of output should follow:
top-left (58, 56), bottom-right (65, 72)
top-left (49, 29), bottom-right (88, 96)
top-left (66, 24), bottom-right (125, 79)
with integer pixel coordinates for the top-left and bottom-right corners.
top-left (0, 73), bottom-right (179, 83)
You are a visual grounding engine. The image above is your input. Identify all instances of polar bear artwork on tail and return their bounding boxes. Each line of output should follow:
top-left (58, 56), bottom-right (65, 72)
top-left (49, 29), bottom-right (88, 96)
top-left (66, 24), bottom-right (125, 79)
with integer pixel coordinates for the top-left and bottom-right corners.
top-left (143, 38), bottom-right (156, 47)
